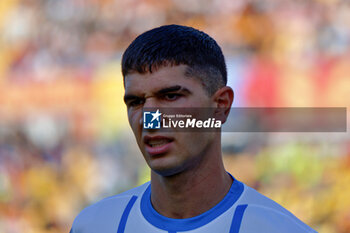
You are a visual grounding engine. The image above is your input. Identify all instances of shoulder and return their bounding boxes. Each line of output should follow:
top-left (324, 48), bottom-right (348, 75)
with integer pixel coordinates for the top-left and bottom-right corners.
top-left (237, 183), bottom-right (317, 233)
top-left (70, 182), bottom-right (149, 233)
top-left (239, 184), bottom-right (294, 215)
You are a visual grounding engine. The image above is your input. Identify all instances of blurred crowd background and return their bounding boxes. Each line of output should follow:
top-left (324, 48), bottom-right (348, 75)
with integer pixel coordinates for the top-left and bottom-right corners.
top-left (0, 0), bottom-right (349, 232)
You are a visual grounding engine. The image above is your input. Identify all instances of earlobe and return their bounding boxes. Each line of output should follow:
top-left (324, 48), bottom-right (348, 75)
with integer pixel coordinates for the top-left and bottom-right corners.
top-left (213, 86), bottom-right (234, 123)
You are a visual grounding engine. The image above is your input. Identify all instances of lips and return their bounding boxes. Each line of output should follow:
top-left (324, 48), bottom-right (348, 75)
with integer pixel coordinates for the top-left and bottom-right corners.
top-left (143, 135), bottom-right (174, 156)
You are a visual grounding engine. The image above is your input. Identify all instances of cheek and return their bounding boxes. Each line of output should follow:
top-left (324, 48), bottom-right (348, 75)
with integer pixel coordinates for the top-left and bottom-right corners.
top-left (186, 97), bottom-right (214, 109)
top-left (128, 109), bottom-right (142, 135)
top-left (175, 132), bottom-right (210, 154)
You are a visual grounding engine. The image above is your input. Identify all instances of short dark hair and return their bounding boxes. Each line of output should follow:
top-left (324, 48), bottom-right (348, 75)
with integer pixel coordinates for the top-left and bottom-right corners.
top-left (121, 24), bottom-right (227, 95)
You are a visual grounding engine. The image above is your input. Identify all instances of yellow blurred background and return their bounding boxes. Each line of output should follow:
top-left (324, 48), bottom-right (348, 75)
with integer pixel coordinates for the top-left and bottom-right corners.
top-left (0, 0), bottom-right (349, 232)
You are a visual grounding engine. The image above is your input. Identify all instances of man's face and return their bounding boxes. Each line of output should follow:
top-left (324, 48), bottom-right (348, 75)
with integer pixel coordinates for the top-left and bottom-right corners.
top-left (124, 65), bottom-right (218, 176)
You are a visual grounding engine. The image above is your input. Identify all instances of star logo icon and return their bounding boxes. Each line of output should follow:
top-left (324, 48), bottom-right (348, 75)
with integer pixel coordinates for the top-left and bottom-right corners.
top-left (150, 109), bottom-right (162, 122)
top-left (143, 109), bottom-right (162, 129)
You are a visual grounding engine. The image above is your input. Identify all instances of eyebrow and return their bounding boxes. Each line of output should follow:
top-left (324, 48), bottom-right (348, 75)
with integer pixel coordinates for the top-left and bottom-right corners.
top-left (156, 85), bottom-right (191, 95)
top-left (124, 85), bottom-right (191, 103)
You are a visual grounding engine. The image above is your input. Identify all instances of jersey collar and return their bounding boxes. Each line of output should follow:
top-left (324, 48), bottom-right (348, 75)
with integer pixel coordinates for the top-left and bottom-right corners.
top-left (140, 173), bottom-right (244, 232)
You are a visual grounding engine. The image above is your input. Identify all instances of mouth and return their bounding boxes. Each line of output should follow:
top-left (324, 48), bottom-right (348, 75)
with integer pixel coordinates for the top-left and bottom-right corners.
top-left (144, 135), bottom-right (174, 156)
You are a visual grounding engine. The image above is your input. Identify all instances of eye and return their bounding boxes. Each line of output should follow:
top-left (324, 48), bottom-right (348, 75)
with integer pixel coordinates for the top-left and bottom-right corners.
top-left (163, 93), bottom-right (182, 101)
top-left (128, 98), bottom-right (145, 107)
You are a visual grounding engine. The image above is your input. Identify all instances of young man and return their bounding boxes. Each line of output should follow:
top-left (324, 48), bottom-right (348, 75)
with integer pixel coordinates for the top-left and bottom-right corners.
top-left (70, 25), bottom-right (317, 233)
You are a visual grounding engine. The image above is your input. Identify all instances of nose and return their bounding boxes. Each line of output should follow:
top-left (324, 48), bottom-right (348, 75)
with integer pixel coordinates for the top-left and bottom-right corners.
top-left (143, 96), bottom-right (159, 109)
top-left (142, 97), bottom-right (162, 132)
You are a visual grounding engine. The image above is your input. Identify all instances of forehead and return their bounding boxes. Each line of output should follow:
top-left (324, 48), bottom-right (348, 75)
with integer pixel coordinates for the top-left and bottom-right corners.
top-left (124, 65), bottom-right (203, 94)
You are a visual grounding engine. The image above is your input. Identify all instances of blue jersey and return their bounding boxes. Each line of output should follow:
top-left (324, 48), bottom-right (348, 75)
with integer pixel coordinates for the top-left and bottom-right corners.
top-left (70, 178), bottom-right (317, 233)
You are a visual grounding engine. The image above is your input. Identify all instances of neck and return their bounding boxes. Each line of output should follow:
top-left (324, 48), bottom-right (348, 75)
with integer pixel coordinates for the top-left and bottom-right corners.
top-left (150, 141), bottom-right (232, 219)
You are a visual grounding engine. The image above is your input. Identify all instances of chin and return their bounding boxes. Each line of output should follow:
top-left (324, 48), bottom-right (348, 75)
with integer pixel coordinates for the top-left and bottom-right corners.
top-left (150, 162), bottom-right (184, 177)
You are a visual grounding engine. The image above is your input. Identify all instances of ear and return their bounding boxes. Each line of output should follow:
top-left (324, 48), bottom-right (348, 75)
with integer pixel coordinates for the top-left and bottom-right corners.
top-left (212, 86), bottom-right (234, 124)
